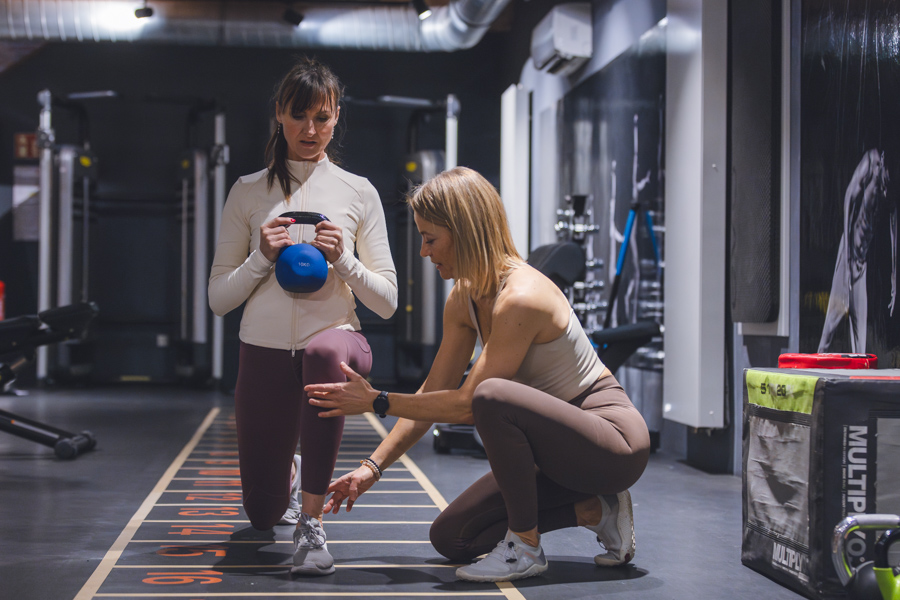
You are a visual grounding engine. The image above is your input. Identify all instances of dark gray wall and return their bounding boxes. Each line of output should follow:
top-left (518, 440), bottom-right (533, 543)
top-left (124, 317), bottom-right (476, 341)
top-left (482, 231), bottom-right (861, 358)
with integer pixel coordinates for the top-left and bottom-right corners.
top-left (0, 34), bottom-right (521, 387)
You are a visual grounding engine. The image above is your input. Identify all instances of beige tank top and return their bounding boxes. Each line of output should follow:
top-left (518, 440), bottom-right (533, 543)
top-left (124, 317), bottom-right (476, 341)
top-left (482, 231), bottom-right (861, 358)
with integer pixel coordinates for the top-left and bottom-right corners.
top-left (467, 299), bottom-right (606, 401)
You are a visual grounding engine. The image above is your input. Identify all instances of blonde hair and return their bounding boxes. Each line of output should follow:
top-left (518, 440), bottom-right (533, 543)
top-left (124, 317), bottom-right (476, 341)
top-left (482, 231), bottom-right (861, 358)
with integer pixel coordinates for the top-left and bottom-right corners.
top-left (407, 167), bottom-right (523, 299)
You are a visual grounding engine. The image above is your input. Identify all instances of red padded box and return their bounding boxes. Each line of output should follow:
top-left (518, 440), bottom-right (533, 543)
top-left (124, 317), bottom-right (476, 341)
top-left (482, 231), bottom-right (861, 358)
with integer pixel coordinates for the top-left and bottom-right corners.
top-left (778, 353), bottom-right (877, 370)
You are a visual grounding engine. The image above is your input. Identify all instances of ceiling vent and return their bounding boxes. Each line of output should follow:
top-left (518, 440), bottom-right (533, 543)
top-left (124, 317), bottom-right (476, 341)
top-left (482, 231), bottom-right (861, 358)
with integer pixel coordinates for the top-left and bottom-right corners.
top-left (530, 3), bottom-right (592, 76)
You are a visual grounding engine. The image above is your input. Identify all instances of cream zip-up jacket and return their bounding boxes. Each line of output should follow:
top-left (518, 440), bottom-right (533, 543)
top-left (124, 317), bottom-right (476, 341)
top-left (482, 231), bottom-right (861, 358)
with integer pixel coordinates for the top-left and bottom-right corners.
top-left (208, 157), bottom-right (398, 352)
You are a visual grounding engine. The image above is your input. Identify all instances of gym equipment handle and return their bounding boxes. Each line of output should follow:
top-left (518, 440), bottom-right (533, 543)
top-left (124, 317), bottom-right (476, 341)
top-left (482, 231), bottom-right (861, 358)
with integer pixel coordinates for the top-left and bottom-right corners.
top-left (279, 211), bottom-right (329, 226)
top-left (832, 514), bottom-right (900, 586)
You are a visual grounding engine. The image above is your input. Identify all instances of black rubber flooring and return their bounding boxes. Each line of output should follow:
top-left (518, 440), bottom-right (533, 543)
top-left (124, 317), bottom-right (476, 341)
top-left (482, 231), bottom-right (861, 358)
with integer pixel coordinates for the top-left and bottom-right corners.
top-left (0, 386), bottom-right (806, 599)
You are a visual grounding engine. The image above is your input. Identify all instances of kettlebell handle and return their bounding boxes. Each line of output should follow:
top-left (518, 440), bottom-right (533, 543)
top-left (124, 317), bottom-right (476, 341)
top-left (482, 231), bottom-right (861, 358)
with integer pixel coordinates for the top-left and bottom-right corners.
top-left (874, 528), bottom-right (900, 569)
top-left (279, 211), bottom-right (329, 227)
top-left (832, 514), bottom-right (900, 585)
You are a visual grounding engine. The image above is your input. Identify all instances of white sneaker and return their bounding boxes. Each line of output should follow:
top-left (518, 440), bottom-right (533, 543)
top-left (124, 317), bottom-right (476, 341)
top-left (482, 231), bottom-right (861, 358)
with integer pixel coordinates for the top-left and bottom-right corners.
top-left (455, 531), bottom-right (548, 582)
top-left (291, 513), bottom-right (335, 576)
top-left (583, 490), bottom-right (635, 566)
top-left (278, 454), bottom-right (302, 526)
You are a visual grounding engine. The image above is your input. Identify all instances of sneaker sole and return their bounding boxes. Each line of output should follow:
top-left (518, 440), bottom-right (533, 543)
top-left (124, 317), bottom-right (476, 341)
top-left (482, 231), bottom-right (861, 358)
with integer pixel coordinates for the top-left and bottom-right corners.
top-left (594, 489), bottom-right (635, 567)
top-left (455, 561), bottom-right (548, 582)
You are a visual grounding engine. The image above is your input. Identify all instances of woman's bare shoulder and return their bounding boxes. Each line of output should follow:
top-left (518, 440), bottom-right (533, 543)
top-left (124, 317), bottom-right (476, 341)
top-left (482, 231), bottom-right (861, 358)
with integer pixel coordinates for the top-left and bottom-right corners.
top-left (497, 266), bottom-right (560, 312)
top-left (496, 265), bottom-right (572, 337)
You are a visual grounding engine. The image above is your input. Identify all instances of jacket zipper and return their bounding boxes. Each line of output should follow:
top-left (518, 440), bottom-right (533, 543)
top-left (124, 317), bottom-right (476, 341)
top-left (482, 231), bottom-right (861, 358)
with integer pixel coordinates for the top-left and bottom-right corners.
top-left (288, 185), bottom-right (297, 357)
top-left (290, 169), bottom-right (309, 357)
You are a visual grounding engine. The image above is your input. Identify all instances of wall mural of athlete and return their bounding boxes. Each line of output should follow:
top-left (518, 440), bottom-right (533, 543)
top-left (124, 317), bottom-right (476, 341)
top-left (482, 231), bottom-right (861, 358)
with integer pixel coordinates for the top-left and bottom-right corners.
top-left (818, 148), bottom-right (897, 353)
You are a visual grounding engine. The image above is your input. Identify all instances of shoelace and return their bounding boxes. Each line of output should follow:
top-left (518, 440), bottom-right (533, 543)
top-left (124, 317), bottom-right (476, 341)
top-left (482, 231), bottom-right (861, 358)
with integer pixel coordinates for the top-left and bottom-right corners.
top-left (299, 522), bottom-right (326, 548)
top-left (503, 541), bottom-right (518, 564)
top-left (487, 539), bottom-right (517, 564)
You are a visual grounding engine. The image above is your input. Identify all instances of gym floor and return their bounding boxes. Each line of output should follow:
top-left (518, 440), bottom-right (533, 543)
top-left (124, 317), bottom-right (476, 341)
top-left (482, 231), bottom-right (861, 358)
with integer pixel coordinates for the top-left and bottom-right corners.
top-left (0, 386), bottom-right (805, 599)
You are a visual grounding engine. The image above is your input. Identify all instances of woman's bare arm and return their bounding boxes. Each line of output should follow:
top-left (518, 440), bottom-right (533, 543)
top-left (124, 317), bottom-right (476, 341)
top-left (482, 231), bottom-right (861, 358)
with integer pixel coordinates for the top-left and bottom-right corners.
top-left (307, 269), bottom-right (559, 424)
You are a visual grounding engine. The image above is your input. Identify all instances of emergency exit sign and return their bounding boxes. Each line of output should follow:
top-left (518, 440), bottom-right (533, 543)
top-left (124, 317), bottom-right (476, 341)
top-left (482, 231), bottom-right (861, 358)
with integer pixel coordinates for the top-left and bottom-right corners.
top-left (14, 133), bottom-right (38, 160)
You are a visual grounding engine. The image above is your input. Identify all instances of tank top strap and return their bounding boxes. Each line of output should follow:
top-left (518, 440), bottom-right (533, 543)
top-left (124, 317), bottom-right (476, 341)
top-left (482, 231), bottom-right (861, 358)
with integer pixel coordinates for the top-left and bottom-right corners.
top-left (467, 297), bottom-right (484, 346)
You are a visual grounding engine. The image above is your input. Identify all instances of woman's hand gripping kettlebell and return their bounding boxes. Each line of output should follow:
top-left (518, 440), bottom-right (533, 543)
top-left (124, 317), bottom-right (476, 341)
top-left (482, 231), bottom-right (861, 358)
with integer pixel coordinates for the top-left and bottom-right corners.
top-left (271, 211), bottom-right (337, 294)
top-left (309, 219), bottom-right (344, 263)
top-left (260, 215), bottom-right (297, 263)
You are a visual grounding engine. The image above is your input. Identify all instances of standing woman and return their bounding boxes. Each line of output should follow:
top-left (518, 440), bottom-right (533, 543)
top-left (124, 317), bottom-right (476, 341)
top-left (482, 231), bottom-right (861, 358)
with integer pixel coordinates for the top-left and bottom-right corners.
top-left (306, 166), bottom-right (650, 582)
top-left (208, 57), bottom-right (397, 576)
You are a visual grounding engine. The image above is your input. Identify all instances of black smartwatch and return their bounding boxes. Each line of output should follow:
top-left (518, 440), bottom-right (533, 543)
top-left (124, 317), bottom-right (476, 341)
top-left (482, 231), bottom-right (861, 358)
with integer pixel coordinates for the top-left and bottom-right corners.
top-left (372, 390), bottom-right (390, 419)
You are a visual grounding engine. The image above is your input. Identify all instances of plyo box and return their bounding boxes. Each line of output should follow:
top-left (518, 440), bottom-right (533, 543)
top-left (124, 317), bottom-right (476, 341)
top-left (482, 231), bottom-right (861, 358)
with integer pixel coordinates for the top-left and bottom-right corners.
top-left (741, 368), bottom-right (900, 599)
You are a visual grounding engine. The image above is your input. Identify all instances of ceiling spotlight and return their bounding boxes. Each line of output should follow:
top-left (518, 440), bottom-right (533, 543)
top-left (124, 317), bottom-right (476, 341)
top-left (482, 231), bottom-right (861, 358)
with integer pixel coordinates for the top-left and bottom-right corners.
top-left (283, 8), bottom-right (304, 26)
top-left (412, 0), bottom-right (432, 20)
top-left (134, 1), bottom-right (153, 18)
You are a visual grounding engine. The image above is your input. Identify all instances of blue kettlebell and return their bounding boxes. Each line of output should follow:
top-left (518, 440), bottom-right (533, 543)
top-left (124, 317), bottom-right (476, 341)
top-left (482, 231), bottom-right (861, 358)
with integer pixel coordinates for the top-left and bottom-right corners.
top-left (275, 211), bottom-right (330, 294)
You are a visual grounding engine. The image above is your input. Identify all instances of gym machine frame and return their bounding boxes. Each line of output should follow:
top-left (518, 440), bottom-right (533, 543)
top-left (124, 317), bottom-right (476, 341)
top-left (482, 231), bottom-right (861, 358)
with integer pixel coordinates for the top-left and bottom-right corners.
top-left (36, 90), bottom-right (228, 385)
top-left (36, 89), bottom-right (106, 381)
top-left (0, 302), bottom-right (98, 458)
top-left (172, 97), bottom-right (229, 385)
top-left (345, 93), bottom-right (459, 384)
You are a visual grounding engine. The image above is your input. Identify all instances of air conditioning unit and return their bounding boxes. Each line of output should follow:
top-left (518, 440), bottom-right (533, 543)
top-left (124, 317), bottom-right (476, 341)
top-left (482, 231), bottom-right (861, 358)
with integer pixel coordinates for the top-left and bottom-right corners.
top-left (531, 3), bottom-right (592, 77)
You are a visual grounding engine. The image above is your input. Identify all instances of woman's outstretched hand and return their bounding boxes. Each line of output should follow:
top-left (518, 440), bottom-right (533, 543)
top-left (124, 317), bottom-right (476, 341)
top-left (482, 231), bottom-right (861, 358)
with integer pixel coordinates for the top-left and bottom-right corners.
top-left (306, 362), bottom-right (377, 418)
top-left (324, 466), bottom-right (377, 513)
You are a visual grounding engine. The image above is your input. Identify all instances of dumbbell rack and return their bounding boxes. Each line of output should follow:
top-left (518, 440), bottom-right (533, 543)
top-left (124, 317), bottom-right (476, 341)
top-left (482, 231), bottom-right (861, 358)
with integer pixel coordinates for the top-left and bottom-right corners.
top-left (554, 193), bottom-right (666, 373)
top-left (554, 194), bottom-right (606, 333)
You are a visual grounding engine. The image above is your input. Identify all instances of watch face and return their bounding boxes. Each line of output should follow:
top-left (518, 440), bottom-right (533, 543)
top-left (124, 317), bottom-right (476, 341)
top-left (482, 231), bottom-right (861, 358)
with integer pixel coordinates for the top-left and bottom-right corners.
top-left (373, 391), bottom-right (389, 416)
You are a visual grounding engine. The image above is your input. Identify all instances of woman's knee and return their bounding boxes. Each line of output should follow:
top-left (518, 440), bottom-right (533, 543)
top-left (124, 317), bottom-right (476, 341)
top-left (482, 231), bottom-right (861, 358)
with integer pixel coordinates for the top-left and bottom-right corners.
top-left (304, 330), bottom-right (371, 377)
top-left (242, 499), bottom-right (282, 531)
top-left (303, 332), bottom-right (344, 368)
top-left (471, 378), bottom-right (513, 424)
top-left (429, 513), bottom-right (473, 562)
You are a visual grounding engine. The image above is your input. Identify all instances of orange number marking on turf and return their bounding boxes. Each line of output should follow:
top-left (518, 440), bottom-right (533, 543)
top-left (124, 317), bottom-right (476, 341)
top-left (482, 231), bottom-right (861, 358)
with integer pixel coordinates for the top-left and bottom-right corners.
top-left (178, 507), bottom-right (240, 517)
top-left (193, 480), bottom-right (241, 487)
top-left (142, 570), bottom-right (223, 585)
top-left (198, 469), bottom-right (240, 477)
top-left (156, 544), bottom-right (228, 558)
top-left (185, 493), bottom-right (242, 502)
top-left (168, 524), bottom-right (234, 536)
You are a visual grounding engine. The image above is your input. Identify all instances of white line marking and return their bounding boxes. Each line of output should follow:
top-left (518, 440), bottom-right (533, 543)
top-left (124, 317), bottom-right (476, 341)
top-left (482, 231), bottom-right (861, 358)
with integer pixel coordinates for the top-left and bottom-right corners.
top-left (72, 408), bottom-right (221, 600)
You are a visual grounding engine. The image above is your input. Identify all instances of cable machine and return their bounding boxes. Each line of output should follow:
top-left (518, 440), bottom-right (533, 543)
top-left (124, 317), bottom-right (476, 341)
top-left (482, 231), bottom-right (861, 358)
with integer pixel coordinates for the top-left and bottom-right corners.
top-left (344, 93), bottom-right (459, 385)
top-left (171, 99), bottom-right (229, 385)
top-left (35, 90), bottom-right (227, 385)
top-left (36, 89), bottom-right (108, 382)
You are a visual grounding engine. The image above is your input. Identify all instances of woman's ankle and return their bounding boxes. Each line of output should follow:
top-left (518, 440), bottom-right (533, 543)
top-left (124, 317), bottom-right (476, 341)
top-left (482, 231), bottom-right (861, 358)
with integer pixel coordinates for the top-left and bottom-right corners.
top-left (574, 495), bottom-right (604, 527)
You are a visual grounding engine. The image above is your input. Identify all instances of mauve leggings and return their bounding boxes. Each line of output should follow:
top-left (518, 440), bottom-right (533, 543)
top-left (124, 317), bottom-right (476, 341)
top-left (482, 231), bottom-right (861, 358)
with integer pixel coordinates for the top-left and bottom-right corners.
top-left (234, 330), bottom-right (372, 530)
top-left (430, 375), bottom-right (651, 562)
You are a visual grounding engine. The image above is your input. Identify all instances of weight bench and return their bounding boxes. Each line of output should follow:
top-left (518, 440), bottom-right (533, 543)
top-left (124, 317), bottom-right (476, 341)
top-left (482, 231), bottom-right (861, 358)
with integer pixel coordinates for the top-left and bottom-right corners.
top-left (0, 302), bottom-right (99, 459)
top-left (432, 242), bottom-right (661, 454)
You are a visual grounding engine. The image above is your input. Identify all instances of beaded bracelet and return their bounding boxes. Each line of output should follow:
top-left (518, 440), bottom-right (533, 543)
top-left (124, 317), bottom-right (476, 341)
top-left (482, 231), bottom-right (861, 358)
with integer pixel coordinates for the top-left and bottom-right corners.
top-left (359, 460), bottom-right (380, 480)
top-left (360, 457), bottom-right (383, 478)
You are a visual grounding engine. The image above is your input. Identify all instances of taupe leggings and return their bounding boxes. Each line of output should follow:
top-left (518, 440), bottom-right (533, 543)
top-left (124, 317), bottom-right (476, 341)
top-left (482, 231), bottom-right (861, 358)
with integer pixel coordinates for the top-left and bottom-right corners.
top-left (233, 330), bottom-right (372, 530)
top-left (430, 375), bottom-right (650, 561)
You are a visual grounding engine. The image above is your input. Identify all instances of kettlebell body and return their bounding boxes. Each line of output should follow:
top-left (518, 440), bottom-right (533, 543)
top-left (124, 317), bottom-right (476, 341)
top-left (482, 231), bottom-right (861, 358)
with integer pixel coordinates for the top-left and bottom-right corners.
top-left (274, 211), bottom-right (330, 294)
top-left (874, 529), bottom-right (900, 600)
top-left (848, 563), bottom-right (884, 600)
top-left (874, 567), bottom-right (900, 600)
